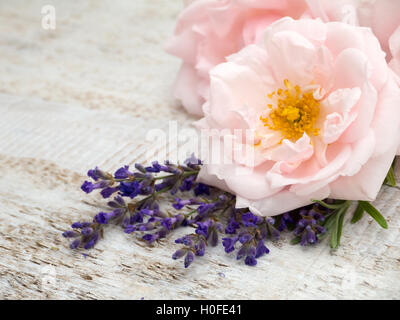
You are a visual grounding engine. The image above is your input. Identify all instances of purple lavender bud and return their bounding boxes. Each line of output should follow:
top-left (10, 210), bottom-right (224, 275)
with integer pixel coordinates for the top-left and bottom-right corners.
top-left (145, 166), bottom-right (159, 173)
top-left (112, 208), bottom-right (123, 218)
top-left (84, 233), bottom-right (99, 249)
top-left (241, 212), bottom-right (262, 227)
top-left (172, 249), bottom-right (186, 260)
top-left (195, 240), bottom-right (206, 256)
top-left (107, 201), bottom-right (121, 208)
top-left (70, 239), bottom-right (81, 249)
top-left (300, 230), bottom-right (308, 246)
top-left (174, 238), bottom-right (183, 244)
top-left (81, 181), bottom-right (95, 193)
top-left (299, 209), bottom-right (308, 216)
top-left (145, 161), bottom-right (164, 173)
top-left (81, 227), bottom-right (93, 236)
top-left (138, 222), bottom-right (155, 231)
top-left (293, 226), bottom-right (302, 236)
top-left (87, 167), bottom-right (107, 181)
top-left (292, 208), bottom-right (327, 246)
top-left (94, 212), bottom-right (110, 224)
top-left (114, 196), bottom-right (125, 207)
top-left (71, 222), bottom-right (83, 229)
top-left (124, 225), bottom-right (137, 234)
top-left (119, 181), bottom-right (140, 198)
top-left (278, 212), bottom-right (294, 231)
top-left (310, 209), bottom-right (324, 222)
top-left (101, 187), bottom-right (119, 199)
top-left (175, 235), bottom-right (192, 247)
top-left (62, 230), bottom-right (79, 238)
top-left (130, 212), bottom-right (144, 224)
top-left (157, 228), bottom-right (168, 239)
top-left (81, 180), bottom-right (110, 194)
top-left (140, 186), bottom-right (153, 195)
top-left (122, 217), bottom-right (130, 228)
top-left (215, 222), bottom-right (223, 232)
top-left (306, 225), bottom-right (317, 244)
top-left (179, 175), bottom-right (195, 192)
top-left (170, 167), bottom-right (183, 175)
top-left (255, 240), bottom-right (269, 258)
top-left (134, 163), bottom-right (147, 173)
top-left (175, 235), bottom-right (193, 246)
top-left (142, 233), bottom-right (158, 243)
top-left (133, 172), bottom-right (146, 179)
top-left (267, 223), bottom-right (280, 241)
top-left (94, 209), bottom-right (122, 224)
top-left (222, 237), bottom-right (237, 253)
top-left (140, 209), bottom-right (155, 216)
top-left (247, 245), bottom-right (256, 257)
top-left (195, 219), bottom-right (213, 238)
top-left (239, 233), bottom-right (252, 244)
top-left (225, 217), bottom-right (240, 234)
top-left (184, 251), bottom-right (195, 268)
top-left (114, 165), bottom-right (133, 179)
top-left (236, 245), bottom-right (248, 260)
top-left (161, 217), bottom-right (176, 230)
top-left (194, 183), bottom-right (210, 196)
top-left (245, 255), bottom-right (257, 266)
top-left (107, 195), bottom-right (126, 208)
top-left (209, 229), bottom-right (219, 247)
top-left (314, 225), bottom-right (326, 234)
top-left (172, 198), bottom-right (191, 210)
top-left (184, 153), bottom-right (202, 167)
top-left (155, 182), bottom-right (169, 192)
top-left (182, 236), bottom-right (193, 246)
top-left (283, 212), bottom-right (294, 223)
top-left (197, 203), bottom-right (216, 215)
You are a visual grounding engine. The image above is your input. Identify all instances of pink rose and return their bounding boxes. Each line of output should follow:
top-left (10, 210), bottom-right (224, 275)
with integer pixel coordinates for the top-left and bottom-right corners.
top-left (306, 0), bottom-right (400, 71)
top-left (166, 0), bottom-right (308, 116)
top-left (389, 26), bottom-right (400, 81)
top-left (196, 18), bottom-right (400, 216)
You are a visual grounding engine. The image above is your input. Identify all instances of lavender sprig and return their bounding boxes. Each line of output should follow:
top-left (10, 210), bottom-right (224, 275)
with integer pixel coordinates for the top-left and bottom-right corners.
top-left (289, 200), bottom-right (350, 248)
top-left (63, 156), bottom-right (202, 250)
top-left (172, 219), bottom-right (223, 268)
top-left (221, 210), bottom-right (274, 266)
top-left (170, 192), bottom-right (234, 267)
top-left (63, 153), bottom-right (391, 268)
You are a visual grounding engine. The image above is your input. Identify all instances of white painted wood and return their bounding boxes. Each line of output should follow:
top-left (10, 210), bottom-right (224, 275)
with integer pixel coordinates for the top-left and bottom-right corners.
top-left (0, 0), bottom-right (399, 300)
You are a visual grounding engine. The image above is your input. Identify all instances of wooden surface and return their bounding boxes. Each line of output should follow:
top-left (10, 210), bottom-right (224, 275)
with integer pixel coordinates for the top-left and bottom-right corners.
top-left (0, 0), bottom-right (399, 300)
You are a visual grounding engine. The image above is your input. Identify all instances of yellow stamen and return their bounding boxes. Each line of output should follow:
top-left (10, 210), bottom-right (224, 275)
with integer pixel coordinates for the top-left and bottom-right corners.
top-left (260, 79), bottom-right (320, 142)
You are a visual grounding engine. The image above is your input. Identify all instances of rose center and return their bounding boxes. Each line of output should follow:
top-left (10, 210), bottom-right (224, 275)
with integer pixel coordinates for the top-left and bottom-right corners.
top-left (260, 79), bottom-right (320, 142)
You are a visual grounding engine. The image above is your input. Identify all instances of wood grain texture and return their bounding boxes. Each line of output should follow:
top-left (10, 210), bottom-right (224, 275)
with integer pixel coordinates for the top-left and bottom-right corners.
top-left (0, 0), bottom-right (399, 300)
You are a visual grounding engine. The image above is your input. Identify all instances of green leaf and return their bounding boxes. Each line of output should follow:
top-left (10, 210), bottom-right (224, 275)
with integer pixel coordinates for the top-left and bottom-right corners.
top-left (322, 213), bottom-right (338, 230)
top-left (351, 202), bottom-right (364, 224)
top-left (290, 236), bottom-right (301, 245)
top-left (311, 199), bottom-right (346, 210)
top-left (336, 209), bottom-right (346, 247)
top-left (330, 211), bottom-right (341, 249)
top-left (385, 166), bottom-right (396, 187)
top-left (359, 201), bottom-right (388, 229)
top-left (330, 201), bottom-right (350, 249)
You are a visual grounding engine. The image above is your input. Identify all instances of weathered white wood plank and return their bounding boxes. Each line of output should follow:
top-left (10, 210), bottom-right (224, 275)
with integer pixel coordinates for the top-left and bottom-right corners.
top-left (0, 0), bottom-right (399, 300)
top-left (1, 95), bottom-right (399, 300)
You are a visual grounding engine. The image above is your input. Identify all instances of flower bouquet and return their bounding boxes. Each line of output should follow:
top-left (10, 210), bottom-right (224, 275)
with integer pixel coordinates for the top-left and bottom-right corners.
top-left (63, 0), bottom-right (400, 268)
